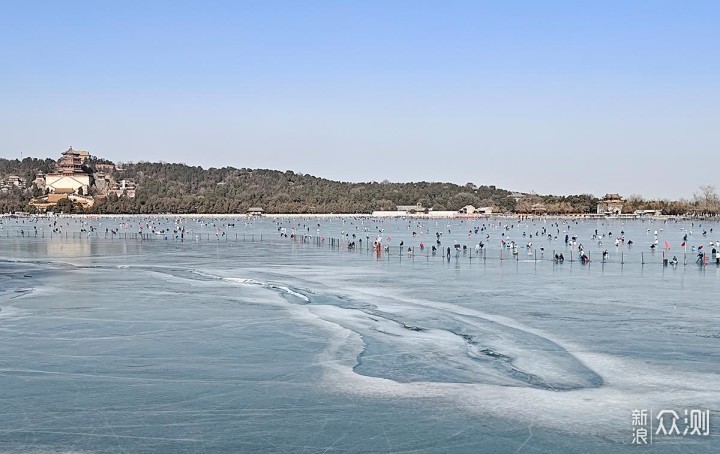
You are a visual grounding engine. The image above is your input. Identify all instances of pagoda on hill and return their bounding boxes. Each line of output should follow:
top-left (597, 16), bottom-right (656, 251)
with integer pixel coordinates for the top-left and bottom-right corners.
top-left (57, 147), bottom-right (90, 173)
top-left (42, 147), bottom-right (92, 194)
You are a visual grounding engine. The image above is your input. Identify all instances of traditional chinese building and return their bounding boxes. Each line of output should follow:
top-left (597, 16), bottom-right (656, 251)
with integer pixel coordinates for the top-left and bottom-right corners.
top-left (531, 203), bottom-right (547, 214)
top-left (458, 205), bottom-right (494, 215)
top-left (396, 203), bottom-right (427, 214)
top-left (6, 175), bottom-right (25, 187)
top-left (44, 147), bottom-right (92, 195)
top-left (33, 172), bottom-right (45, 188)
top-left (108, 179), bottom-right (137, 198)
top-left (93, 172), bottom-right (112, 194)
top-left (95, 163), bottom-right (115, 173)
top-left (596, 193), bottom-right (624, 215)
top-left (57, 147), bottom-right (88, 172)
top-left (458, 205), bottom-right (477, 214)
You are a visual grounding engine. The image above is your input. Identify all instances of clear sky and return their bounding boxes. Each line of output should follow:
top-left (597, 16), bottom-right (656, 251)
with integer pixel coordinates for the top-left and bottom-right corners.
top-left (1, 1), bottom-right (718, 199)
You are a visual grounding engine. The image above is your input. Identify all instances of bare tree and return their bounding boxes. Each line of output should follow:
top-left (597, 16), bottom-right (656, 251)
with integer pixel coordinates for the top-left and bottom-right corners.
top-left (693, 185), bottom-right (720, 214)
top-left (624, 193), bottom-right (644, 212)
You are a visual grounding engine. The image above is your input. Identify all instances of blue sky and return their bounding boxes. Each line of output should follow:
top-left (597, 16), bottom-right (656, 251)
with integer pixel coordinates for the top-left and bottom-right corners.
top-left (1, 1), bottom-right (718, 199)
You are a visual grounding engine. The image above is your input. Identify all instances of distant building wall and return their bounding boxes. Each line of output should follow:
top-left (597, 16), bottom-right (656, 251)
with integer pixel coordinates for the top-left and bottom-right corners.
top-left (45, 173), bottom-right (90, 194)
top-left (596, 201), bottom-right (623, 215)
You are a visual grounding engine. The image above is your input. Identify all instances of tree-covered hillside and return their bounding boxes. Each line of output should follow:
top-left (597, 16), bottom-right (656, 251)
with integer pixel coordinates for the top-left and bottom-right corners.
top-left (5, 156), bottom-right (678, 215)
top-left (0, 158), bottom-right (55, 213)
top-left (93, 163), bottom-right (516, 214)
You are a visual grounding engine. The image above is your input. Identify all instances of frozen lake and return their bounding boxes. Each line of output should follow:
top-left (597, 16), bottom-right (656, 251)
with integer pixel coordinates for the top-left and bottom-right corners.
top-left (1, 216), bottom-right (718, 452)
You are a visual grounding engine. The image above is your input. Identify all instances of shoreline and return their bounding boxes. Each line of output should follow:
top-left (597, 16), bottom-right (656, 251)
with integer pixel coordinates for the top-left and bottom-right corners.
top-left (2, 212), bottom-right (709, 221)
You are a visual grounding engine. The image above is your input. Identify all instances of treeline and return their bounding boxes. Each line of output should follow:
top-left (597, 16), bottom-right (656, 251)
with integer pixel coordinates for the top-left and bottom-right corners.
top-left (0, 158), bottom-right (55, 213)
top-left (0, 187), bottom-right (28, 214)
top-left (621, 187), bottom-right (720, 216)
top-left (0, 157), bottom-right (54, 184)
top-left (90, 163), bottom-right (518, 214)
top-left (2, 157), bottom-right (520, 214)
top-left (516, 194), bottom-right (599, 214)
top-left (3, 157), bottom-right (718, 215)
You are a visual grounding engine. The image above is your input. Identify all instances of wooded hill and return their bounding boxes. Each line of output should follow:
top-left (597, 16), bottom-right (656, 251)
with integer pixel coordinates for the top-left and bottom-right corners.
top-left (3, 157), bottom-right (602, 214)
top-left (90, 162), bottom-right (522, 214)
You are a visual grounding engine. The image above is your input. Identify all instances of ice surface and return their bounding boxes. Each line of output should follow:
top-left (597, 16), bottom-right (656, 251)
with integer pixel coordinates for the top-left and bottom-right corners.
top-left (0, 216), bottom-right (718, 452)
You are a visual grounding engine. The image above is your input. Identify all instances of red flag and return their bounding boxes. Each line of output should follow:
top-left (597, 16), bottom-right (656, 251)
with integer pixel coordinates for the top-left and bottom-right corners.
top-left (681, 241), bottom-right (686, 247)
top-left (664, 241), bottom-right (670, 249)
